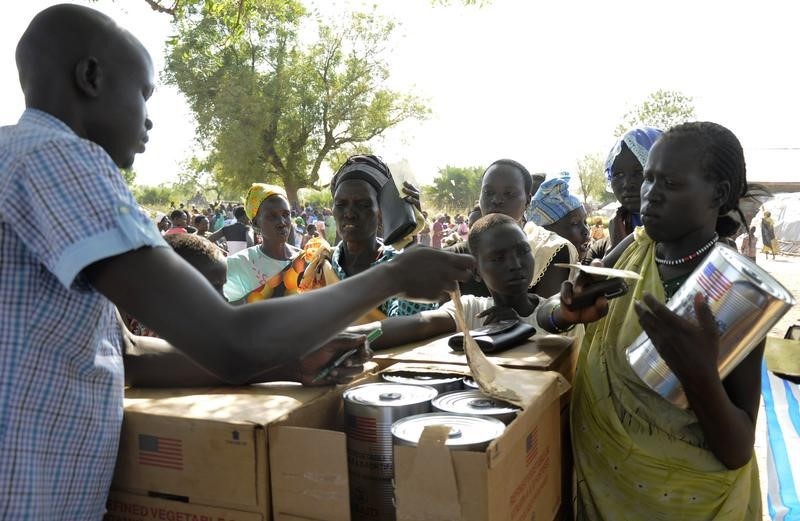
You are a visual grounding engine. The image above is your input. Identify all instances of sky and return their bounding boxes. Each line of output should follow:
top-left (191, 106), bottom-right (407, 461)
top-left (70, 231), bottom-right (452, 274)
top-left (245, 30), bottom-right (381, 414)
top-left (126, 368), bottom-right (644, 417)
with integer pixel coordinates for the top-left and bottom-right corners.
top-left (2, 0), bottom-right (799, 188)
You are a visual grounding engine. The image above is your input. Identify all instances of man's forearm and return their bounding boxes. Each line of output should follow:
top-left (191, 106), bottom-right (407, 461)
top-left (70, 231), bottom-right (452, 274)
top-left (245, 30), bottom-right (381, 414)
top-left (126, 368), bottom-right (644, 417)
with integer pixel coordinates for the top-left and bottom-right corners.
top-left (123, 334), bottom-right (298, 387)
top-left (227, 262), bottom-right (403, 377)
top-left (90, 246), bottom-right (404, 385)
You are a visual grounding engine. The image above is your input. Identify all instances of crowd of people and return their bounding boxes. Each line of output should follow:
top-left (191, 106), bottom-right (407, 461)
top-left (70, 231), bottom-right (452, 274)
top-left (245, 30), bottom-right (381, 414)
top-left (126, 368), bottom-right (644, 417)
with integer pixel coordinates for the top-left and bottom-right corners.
top-left (0, 4), bottom-right (778, 521)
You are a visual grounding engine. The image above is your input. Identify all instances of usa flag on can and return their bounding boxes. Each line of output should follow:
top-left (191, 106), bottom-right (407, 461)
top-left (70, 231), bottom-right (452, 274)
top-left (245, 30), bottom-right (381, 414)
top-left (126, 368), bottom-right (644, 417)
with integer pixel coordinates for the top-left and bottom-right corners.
top-left (697, 262), bottom-right (732, 301)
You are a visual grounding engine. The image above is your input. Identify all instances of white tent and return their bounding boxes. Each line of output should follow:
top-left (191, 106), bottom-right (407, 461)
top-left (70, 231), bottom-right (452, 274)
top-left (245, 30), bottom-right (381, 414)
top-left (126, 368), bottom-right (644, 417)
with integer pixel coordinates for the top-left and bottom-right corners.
top-left (593, 201), bottom-right (620, 219)
top-left (749, 193), bottom-right (800, 253)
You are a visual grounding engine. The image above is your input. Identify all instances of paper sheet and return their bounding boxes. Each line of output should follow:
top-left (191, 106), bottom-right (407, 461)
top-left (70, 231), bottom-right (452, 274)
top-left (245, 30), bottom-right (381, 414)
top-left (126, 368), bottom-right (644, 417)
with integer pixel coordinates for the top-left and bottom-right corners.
top-left (448, 287), bottom-right (566, 408)
top-left (553, 262), bottom-right (643, 280)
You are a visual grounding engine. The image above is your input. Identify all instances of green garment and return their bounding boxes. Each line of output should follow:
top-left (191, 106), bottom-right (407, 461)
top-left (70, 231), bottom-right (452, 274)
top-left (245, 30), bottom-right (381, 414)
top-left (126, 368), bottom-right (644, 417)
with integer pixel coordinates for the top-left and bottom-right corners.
top-left (324, 215), bottom-right (336, 245)
top-left (571, 227), bottom-right (761, 520)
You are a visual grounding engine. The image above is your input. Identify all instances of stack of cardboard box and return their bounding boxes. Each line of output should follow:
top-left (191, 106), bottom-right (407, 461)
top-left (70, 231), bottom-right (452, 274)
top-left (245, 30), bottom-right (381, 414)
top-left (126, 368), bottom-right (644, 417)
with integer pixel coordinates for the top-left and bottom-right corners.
top-left (105, 384), bottom-right (329, 521)
top-left (107, 335), bottom-right (574, 521)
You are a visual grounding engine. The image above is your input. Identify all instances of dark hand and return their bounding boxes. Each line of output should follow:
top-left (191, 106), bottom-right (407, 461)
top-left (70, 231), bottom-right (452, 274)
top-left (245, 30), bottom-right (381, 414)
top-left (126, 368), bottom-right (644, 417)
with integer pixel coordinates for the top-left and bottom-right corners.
top-left (634, 292), bottom-right (720, 392)
top-left (476, 305), bottom-right (521, 325)
top-left (392, 246), bottom-right (475, 301)
top-left (558, 275), bottom-right (609, 325)
top-left (402, 181), bottom-right (422, 213)
top-left (294, 332), bottom-right (372, 386)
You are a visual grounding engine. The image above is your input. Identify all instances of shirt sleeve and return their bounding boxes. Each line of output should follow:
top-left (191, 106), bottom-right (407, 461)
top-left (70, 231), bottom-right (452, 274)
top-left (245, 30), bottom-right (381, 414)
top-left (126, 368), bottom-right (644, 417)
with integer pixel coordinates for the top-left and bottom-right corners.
top-left (439, 295), bottom-right (483, 330)
top-left (1, 138), bottom-right (167, 289)
top-left (223, 254), bottom-right (250, 302)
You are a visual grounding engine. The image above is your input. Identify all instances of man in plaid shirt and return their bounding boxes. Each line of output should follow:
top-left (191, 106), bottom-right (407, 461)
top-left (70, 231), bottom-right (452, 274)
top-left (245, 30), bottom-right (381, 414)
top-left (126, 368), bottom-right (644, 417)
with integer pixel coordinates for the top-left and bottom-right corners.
top-left (0, 5), bottom-right (474, 519)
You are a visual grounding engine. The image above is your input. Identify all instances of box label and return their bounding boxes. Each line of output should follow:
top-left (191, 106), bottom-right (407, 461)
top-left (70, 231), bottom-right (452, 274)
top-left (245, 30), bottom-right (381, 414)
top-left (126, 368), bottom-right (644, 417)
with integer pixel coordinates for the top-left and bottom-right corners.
top-left (508, 427), bottom-right (553, 521)
top-left (105, 496), bottom-right (258, 521)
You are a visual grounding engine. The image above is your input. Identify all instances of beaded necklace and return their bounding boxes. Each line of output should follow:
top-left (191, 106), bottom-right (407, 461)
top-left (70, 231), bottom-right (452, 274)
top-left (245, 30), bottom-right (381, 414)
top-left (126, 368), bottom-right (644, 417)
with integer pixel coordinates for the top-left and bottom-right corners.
top-left (654, 233), bottom-right (718, 266)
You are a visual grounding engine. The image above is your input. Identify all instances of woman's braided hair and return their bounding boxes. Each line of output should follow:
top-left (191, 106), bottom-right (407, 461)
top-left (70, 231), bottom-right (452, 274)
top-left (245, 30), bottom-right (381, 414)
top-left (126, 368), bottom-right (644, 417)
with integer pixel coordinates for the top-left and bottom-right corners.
top-left (660, 121), bottom-right (749, 237)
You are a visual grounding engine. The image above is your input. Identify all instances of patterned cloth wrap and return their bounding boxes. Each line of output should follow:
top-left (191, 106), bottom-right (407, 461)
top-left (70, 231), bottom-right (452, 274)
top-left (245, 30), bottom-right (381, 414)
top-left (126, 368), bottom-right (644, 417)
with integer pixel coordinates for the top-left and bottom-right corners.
top-left (299, 240), bottom-right (436, 324)
top-left (529, 176), bottom-right (583, 226)
top-left (572, 227), bottom-right (761, 520)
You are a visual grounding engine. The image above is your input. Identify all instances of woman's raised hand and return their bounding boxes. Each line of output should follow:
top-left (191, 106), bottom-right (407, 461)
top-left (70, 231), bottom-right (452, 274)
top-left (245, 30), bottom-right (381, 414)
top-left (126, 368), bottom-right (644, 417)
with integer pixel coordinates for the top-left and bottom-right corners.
top-left (634, 292), bottom-right (721, 392)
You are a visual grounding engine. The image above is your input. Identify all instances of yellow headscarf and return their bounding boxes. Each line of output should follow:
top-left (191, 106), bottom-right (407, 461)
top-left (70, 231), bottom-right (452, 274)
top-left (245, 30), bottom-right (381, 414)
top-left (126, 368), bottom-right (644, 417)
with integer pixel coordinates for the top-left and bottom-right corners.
top-left (244, 183), bottom-right (287, 221)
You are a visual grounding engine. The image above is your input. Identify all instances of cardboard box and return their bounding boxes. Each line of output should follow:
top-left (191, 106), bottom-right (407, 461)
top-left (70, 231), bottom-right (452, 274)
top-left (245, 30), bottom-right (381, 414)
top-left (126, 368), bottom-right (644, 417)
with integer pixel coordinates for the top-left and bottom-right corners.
top-left (105, 491), bottom-right (264, 521)
top-left (111, 383), bottom-right (330, 518)
top-left (269, 363), bottom-right (566, 521)
top-left (373, 333), bottom-right (576, 381)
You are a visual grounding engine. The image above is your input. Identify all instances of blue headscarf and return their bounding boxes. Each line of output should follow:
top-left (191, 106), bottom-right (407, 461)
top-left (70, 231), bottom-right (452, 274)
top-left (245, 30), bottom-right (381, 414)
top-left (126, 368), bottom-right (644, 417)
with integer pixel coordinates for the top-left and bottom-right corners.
top-left (604, 127), bottom-right (663, 181)
top-left (529, 176), bottom-right (583, 226)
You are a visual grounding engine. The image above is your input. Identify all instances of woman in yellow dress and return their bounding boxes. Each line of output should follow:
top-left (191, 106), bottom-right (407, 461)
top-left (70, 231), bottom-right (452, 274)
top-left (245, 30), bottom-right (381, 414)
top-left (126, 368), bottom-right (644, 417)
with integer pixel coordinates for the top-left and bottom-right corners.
top-left (541, 122), bottom-right (763, 520)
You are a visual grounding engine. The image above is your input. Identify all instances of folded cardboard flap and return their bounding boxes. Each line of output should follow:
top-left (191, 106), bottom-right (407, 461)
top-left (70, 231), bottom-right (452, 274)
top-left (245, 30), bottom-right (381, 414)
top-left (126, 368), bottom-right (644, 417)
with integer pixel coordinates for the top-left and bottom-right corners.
top-left (269, 380), bottom-right (362, 521)
top-left (373, 330), bottom-right (574, 372)
top-left (271, 426), bottom-right (350, 521)
top-left (766, 335), bottom-right (800, 376)
top-left (447, 288), bottom-right (570, 410)
top-left (122, 383), bottom-right (329, 425)
top-left (112, 383), bottom-right (332, 516)
top-left (395, 424), bottom-right (463, 521)
top-left (381, 362), bottom-right (475, 377)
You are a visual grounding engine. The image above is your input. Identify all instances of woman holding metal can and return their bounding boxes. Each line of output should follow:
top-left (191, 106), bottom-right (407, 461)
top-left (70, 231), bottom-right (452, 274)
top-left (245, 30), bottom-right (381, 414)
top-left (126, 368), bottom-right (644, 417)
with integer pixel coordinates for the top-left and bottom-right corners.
top-left (542, 122), bottom-right (764, 520)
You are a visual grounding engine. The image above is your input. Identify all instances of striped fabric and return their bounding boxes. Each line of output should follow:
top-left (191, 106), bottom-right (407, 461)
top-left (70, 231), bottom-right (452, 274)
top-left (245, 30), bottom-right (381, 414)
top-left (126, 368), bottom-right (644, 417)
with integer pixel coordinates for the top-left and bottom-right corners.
top-left (762, 363), bottom-right (800, 520)
top-left (0, 109), bottom-right (167, 519)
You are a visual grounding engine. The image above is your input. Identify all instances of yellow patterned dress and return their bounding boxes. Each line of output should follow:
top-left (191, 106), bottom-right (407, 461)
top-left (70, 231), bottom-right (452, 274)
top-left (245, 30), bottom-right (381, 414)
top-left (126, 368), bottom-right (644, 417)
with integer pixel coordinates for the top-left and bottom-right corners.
top-left (571, 227), bottom-right (761, 520)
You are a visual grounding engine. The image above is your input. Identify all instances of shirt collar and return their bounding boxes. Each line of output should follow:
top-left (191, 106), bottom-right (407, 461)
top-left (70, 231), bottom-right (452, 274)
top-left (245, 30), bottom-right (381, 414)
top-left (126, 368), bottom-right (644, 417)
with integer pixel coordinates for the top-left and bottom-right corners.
top-left (19, 108), bottom-right (78, 137)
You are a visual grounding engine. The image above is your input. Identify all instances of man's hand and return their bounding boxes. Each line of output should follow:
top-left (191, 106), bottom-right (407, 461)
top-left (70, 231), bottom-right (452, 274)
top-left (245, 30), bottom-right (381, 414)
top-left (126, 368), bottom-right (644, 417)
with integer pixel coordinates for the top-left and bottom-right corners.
top-left (402, 181), bottom-right (422, 213)
top-left (390, 246), bottom-right (475, 301)
top-left (293, 332), bottom-right (372, 386)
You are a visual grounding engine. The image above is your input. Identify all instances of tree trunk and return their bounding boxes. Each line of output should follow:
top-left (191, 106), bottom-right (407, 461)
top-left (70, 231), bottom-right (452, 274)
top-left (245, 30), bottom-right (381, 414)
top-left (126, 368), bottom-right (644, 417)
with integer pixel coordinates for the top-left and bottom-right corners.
top-left (282, 175), bottom-right (301, 209)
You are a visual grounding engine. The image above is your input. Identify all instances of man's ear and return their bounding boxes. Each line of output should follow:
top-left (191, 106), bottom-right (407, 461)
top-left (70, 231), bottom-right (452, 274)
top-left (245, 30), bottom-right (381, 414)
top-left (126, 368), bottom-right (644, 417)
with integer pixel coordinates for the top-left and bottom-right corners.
top-left (74, 56), bottom-right (102, 98)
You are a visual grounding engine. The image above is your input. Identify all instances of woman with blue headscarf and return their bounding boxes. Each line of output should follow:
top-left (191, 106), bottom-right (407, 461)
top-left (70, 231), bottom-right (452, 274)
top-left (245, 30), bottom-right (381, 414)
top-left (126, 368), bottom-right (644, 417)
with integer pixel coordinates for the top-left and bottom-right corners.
top-left (529, 175), bottom-right (590, 260)
top-left (586, 127), bottom-right (663, 262)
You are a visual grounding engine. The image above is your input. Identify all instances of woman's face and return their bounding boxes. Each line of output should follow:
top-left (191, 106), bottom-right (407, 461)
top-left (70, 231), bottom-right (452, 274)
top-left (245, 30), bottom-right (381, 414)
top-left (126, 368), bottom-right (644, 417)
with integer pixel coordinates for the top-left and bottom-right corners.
top-left (641, 139), bottom-right (722, 242)
top-left (333, 179), bottom-right (380, 243)
top-left (609, 143), bottom-right (644, 213)
top-left (545, 207), bottom-right (590, 257)
top-left (255, 195), bottom-right (291, 246)
top-left (479, 164), bottom-right (529, 222)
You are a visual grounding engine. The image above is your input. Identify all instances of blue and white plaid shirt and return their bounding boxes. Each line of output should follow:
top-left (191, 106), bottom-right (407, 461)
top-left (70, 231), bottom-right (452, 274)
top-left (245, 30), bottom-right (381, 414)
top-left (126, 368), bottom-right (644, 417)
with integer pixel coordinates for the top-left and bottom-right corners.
top-left (0, 109), bottom-right (167, 519)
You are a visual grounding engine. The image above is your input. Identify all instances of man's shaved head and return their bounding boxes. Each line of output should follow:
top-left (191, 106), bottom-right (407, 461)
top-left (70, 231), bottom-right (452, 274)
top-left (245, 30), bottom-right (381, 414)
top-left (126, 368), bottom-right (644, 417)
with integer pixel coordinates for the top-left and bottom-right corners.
top-left (15, 4), bottom-right (155, 168)
top-left (17, 4), bottom-right (137, 100)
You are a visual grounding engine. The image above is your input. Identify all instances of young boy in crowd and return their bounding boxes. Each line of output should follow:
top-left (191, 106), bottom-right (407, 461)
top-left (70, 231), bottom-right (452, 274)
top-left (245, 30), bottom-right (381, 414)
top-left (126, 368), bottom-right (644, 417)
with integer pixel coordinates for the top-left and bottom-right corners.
top-left (0, 5), bottom-right (473, 518)
top-left (166, 233), bottom-right (227, 295)
top-left (373, 213), bottom-right (558, 349)
top-left (125, 233), bottom-right (227, 336)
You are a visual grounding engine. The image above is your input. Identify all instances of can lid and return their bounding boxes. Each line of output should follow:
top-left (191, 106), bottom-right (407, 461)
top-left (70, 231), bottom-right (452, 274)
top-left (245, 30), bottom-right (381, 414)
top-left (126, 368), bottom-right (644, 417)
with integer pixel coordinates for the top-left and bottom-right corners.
top-left (432, 390), bottom-right (519, 416)
top-left (344, 383), bottom-right (438, 406)
top-left (391, 413), bottom-right (505, 447)
top-left (462, 377), bottom-right (479, 389)
top-left (383, 373), bottom-right (462, 387)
